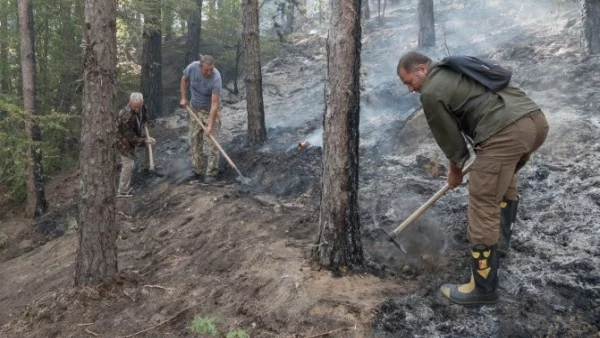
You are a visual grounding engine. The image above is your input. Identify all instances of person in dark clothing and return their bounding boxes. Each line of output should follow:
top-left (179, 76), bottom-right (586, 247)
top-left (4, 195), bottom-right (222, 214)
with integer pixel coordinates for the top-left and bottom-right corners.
top-left (117, 92), bottom-right (155, 196)
top-left (397, 51), bottom-right (549, 306)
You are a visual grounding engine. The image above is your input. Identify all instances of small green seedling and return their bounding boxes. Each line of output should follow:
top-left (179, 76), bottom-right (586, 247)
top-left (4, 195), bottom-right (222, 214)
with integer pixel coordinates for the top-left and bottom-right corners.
top-left (189, 316), bottom-right (217, 336)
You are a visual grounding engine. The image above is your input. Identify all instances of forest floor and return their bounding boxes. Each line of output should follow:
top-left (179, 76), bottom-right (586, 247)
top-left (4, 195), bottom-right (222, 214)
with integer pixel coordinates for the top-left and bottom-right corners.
top-left (1, 0), bottom-right (600, 337)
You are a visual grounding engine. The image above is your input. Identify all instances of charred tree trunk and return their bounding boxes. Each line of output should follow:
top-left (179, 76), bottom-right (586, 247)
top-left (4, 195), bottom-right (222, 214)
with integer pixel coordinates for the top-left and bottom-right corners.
top-left (312, 0), bottom-right (363, 272)
top-left (418, 0), bottom-right (435, 47)
top-left (0, 0), bottom-right (11, 94)
top-left (243, 0), bottom-right (266, 145)
top-left (582, 0), bottom-right (600, 55)
top-left (75, 0), bottom-right (118, 286)
top-left (140, 0), bottom-right (162, 118)
top-left (185, 0), bottom-right (203, 65)
top-left (18, 0), bottom-right (47, 218)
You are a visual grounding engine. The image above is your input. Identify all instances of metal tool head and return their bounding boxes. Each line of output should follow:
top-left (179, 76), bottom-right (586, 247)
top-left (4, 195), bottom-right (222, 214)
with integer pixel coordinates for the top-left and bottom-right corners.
top-left (237, 175), bottom-right (252, 185)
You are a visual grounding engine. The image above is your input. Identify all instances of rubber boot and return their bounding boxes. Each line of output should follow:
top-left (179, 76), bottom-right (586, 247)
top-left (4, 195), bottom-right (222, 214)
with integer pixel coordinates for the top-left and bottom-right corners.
top-left (498, 199), bottom-right (518, 256)
top-left (440, 244), bottom-right (499, 306)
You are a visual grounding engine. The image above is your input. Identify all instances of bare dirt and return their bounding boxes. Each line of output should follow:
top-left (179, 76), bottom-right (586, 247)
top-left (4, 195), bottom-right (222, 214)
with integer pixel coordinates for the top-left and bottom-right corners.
top-left (1, 0), bottom-right (600, 337)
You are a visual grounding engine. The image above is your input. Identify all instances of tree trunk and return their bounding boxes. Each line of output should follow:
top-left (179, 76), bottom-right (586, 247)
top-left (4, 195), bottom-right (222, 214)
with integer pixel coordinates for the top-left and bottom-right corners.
top-left (418, 0), bottom-right (435, 47)
top-left (185, 0), bottom-right (203, 65)
top-left (362, 0), bottom-right (370, 20)
top-left (18, 0), bottom-right (47, 218)
top-left (140, 0), bottom-right (162, 118)
top-left (243, 0), bottom-right (266, 145)
top-left (0, 0), bottom-right (11, 94)
top-left (582, 0), bottom-right (600, 55)
top-left (163, 6), bottom-right (174, 42)
top-left (37, 13), bottom-right (49, 103)
top-left (312, 0), bottom-right (363, 273)
top-left (75, 0), bottom-right (118, 286)
top-left (232, 39), bottom-right (242, 95)
top-left (285, 0), bottom-right (295, 34)
top-left (55, 0), bottom-right (81, 112)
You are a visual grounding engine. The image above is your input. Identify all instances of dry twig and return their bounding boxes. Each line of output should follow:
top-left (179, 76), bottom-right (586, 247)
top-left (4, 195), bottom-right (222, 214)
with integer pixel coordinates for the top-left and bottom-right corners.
top-left (84, 327), bottom-right (99, 336)
top-left (143, 284), bottom-right (175, 292)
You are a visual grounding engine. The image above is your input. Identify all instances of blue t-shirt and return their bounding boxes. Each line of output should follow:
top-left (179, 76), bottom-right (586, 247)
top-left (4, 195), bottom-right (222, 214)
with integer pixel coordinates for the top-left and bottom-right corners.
top-left (183, 61), bottom-right (222, 110)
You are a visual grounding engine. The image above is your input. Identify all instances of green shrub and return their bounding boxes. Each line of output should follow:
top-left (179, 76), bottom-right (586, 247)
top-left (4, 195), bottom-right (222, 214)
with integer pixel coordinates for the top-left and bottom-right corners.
top-left (0, 94), bottom-right (75, 203)
top-left (226, 329), bottom-right (249, 338)
top-left (189, 316), bottom-right (218, 336)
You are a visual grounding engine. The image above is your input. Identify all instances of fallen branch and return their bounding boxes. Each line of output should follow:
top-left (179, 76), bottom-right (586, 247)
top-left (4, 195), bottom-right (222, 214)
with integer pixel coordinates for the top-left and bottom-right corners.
top-left (85, 327), bottom-right (99, 336)
top-left (143, 284), bottom-right (175, 292)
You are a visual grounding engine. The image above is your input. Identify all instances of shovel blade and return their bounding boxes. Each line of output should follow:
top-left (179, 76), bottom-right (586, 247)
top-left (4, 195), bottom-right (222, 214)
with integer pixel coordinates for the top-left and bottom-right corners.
top-left (236, 175), bottom-right (251, 185)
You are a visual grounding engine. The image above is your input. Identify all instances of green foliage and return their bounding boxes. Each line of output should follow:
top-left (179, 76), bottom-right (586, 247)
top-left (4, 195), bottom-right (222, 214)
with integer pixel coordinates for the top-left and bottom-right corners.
top-left (226, 329), bottom-right (249, 338)
top-left (0, 95), bottom-right (27, 202)
top-left (0, 94), bottom-right (75, 203)
top-left (189, 316), bottom-right (218, 336)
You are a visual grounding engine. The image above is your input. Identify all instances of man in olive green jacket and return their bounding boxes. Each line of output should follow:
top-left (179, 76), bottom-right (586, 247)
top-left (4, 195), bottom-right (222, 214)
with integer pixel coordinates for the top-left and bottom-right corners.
top-left (397, 51), bottom-right (548, 306)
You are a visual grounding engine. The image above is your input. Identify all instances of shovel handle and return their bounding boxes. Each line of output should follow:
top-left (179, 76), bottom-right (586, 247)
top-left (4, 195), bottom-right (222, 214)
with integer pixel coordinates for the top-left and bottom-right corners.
top-left (391, 161), bottom-right (474, 235)
top-left (144, 125), bottom-right (155, 171)
top-left (185, 105), bottom-right (245, 179)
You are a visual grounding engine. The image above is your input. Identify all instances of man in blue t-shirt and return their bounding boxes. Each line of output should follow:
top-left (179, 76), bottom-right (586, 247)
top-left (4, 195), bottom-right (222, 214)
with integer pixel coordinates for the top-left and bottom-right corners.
top-left (180, 55), bottom-right (223, 183)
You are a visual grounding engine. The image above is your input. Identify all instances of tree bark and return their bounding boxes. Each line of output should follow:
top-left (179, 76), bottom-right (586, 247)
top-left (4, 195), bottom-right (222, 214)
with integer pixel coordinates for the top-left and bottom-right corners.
top-left (18, 0), bottom-right (47, 218)
top-left (243, 0), bottom-right (266, 145)
top-left (582, 0), bottom-right (600, 55)
top-left (418, 0), bottom-right (435, 47)
top-left (140, 0), bottom-right (162, 118)
top-left (312, 0), bottom-right (363, 272)
top-left (185, 0), bottom-right (203, 65)
top-left (75, 0), bottom-right (118, 286)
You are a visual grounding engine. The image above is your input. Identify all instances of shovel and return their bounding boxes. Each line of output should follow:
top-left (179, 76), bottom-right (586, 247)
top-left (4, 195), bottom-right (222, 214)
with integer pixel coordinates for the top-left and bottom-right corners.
top-left (185, 105), bottom-right (251, 184)
top-left (143, 125), bottom-right (165, 177)
top-left (391, 160), bottom-right (474, 236)
top-left (144, 124), bottom-right (155, 171)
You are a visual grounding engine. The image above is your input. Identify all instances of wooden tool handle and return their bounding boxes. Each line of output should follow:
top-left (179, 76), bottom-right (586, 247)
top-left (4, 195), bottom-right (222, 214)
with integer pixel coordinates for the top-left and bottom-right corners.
top-left (144, 125), bottom-right (155, 171)
top-left (392, 161), bottom-right (474, 235)
top-left (185, 105), bottom-right (244, 179)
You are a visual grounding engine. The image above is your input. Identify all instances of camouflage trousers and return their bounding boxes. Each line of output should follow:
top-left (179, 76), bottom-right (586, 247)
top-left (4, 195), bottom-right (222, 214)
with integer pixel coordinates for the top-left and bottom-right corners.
top-left (189, 107), bottom-right (221, 177)
top-left (118, 155), bottom-right (135, 194)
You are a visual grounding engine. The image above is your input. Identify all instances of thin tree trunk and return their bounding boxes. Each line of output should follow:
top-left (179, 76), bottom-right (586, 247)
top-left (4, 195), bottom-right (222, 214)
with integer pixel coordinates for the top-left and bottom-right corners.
top-left (362, 0), bottom-right (370, 20)
top-left (55, 0), bottom-right (80, 112)
top-left (312, 0), bottom-right (363, 273)
top-left (75, 0), bottom-right (118, 286)
top-left (582, 0), bottom-right (600, 55)
top-left (285, 0), bottom-right (295, 34)
top-left (37, 13), bottom-right (49, 103)
top-left (0, 0), bottom-right (11, 93)
top-left (163, 6), bottom-right (174, 42)
top-left (18, 0), bottom-right (47, 218)
top-left (185, 0), bottom-right (203, 65)
top-left (233, 40), bottom-right (242, 95)
top-left (418, 0), bottom-right (435, 47)
top-left (140, 0), bottom-right (162, 118)
top-left (243, 0), bottom-right (266, 145)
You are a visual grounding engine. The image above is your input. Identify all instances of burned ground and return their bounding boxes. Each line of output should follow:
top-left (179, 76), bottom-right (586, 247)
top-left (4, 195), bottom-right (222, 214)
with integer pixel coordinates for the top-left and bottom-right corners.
top-left (1, 0), bottom-right (599, 337)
